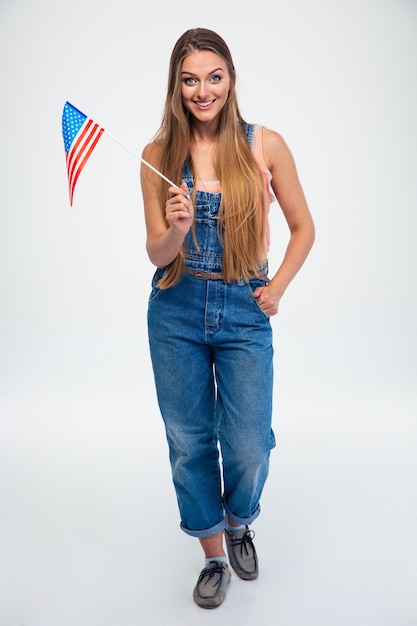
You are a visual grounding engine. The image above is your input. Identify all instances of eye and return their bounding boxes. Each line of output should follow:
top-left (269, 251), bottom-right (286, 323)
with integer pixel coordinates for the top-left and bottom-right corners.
top-left (183, 77), bottom-right (197, 85)
top-left (210, 74), bottom-right (222, 82)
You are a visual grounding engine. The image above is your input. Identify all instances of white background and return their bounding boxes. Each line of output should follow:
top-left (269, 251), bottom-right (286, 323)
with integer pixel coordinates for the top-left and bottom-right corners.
top-left (0, 1), bottom-right (416, 625)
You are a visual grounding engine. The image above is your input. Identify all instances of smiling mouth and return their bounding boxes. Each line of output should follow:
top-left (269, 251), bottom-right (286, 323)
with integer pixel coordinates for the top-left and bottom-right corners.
top-left (194, 100), bottom-right (215, 108)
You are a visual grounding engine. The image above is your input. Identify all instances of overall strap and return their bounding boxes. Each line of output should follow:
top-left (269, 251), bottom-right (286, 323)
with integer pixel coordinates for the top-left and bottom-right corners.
top-left (243, 122), bottom-right (255, 146)
top-left (181, 159), bottom-right (194, 193)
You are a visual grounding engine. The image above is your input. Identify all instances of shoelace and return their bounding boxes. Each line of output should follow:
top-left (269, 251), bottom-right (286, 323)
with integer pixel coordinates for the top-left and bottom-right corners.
top-left (198, 562), bottom-right (226, 588)
top-left (230, 529), bottom-right (256, 557)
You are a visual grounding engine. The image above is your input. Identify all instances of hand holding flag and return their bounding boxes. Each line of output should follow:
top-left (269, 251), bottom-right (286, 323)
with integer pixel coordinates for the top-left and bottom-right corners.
top-left (62, 101), bottom-right (183, 206)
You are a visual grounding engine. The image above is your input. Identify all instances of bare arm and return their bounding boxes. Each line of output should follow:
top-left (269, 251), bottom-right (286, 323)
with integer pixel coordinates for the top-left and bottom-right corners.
top-left (253, 128), bottom-right (315, 316)
top-left (140, 142), bottom-right (193, 268)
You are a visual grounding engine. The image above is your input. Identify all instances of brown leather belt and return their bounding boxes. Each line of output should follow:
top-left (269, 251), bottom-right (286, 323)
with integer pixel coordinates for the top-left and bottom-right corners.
top-left (183, 267), bottom-right (223, 280)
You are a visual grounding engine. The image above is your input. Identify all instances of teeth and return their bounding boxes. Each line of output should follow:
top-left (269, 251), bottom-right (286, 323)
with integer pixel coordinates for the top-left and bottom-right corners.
top-left (196, 100), bottom-right (213, 107)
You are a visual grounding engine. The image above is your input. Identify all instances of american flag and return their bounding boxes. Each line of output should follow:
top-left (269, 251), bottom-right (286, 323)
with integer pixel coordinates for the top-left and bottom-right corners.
top-left (62, 102), bottom-right (105, 205)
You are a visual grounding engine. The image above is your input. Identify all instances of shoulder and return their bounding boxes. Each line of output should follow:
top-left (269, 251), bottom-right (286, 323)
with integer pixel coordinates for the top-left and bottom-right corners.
top-left (140, 140), bottom-right (166, 186)
top-left (261, 127), bottom-right (290, 157)
top-left (141, 139), bottom-right (163, 164)
top-left (259, 127), bottom-right (297, 174)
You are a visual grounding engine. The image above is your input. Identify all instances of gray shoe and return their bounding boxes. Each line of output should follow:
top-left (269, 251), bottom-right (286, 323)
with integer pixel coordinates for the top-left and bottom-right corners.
top-left (193, 560), bottom-right (231, 609)
top-left (224, 526), bottom-right (258, 580)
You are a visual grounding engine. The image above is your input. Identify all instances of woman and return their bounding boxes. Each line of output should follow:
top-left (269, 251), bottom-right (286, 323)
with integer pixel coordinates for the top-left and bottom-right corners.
top-left (140, 27), bottom-right (315, 609)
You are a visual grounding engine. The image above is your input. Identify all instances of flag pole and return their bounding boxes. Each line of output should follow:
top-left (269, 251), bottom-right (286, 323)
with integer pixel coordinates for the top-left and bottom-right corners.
top-left (104, 130), bottom-right (179, 189)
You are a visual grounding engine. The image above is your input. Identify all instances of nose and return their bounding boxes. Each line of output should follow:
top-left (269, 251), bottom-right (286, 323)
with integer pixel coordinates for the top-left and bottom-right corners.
top-left (196, 80), bottom-right (209, 99)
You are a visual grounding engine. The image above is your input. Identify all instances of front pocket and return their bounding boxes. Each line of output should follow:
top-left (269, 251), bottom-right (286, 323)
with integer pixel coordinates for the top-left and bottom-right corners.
top-left (148, 271), bottom-right (163, 305)
top-left (245, 279), bottom-right (270, 318)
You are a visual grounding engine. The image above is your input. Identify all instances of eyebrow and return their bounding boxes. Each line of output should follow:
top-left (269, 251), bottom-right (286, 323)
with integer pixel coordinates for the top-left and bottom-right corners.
top-left (181, 67), bottom-right (225, 76)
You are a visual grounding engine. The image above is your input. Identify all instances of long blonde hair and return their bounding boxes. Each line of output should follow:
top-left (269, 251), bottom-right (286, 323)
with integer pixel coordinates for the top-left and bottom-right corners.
top-left (152, 28), bottom-right (266, 288)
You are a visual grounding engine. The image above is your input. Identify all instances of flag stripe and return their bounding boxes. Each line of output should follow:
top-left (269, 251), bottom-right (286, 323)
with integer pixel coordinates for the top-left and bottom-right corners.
top-left (67, 126), bottom-right (105, 203)
top-left (66, 119), bottom-right (94, 177)
top-left (67, 122), bottom-right (103, 190)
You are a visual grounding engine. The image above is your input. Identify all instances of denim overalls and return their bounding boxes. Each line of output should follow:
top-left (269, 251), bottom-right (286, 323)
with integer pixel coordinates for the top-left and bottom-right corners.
top-left (147, 124), bottom-right (276, 538)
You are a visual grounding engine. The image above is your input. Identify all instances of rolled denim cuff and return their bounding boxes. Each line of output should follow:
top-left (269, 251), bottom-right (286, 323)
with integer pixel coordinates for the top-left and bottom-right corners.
top-left (223, 502), bottom-right (261, 527)
top-left (180, 517), bottom-right (226, 538)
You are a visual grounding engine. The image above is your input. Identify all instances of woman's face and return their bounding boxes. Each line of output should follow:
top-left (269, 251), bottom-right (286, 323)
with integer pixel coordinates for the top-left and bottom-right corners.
top-left (181, 50), bottom-right (231, 123)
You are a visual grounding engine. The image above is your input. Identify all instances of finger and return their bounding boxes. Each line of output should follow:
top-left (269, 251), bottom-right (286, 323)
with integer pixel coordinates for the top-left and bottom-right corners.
top-left (252, 285), bottom-right (267, 298)
top-left (168, 195), bottom-right (189, 212)
top-left (180, 182), bottom-right (191, 199)
top-left (169, 185), bottom-right (190, 200)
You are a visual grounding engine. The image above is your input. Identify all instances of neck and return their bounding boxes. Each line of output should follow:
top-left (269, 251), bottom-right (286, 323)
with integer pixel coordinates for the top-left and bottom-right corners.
top-left (190, 119), bottom-right (220, 144)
